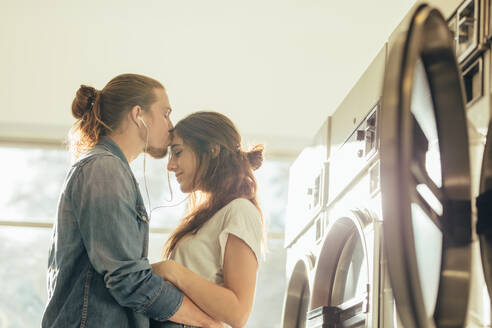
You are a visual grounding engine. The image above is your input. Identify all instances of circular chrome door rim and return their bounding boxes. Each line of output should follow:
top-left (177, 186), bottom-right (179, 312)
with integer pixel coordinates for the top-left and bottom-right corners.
top-left (380, 4), bottom-right (472, 327)
top-left (281, 258), bottom-right (312, 328)
top-left (311, 210), bottom-right (370, 310)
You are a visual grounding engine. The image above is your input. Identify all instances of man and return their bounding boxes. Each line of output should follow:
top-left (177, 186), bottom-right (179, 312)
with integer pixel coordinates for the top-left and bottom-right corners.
top-left (42, 74), bottom-right (222, 327)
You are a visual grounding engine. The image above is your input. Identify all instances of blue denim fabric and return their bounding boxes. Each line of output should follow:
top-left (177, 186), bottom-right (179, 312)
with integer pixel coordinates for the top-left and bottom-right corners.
top-left (42, 137), bottom-right (184, 328)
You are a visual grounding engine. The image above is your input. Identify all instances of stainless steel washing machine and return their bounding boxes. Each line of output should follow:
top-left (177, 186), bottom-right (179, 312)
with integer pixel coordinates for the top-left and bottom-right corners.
top-left (381, 4), bottom-right (472, 326)
top-left (282, 1), bottom-right (492, 326)
top-left (281, 16), bottom-right (391, 328)
top-left (281, 119), bottom-right (329, 328)
top-left (381, 1), bottom-right (492, 326)
top-left (281, 43), bottom-right (387, 325)
top-left (305, 43), bottom-right (390, 327)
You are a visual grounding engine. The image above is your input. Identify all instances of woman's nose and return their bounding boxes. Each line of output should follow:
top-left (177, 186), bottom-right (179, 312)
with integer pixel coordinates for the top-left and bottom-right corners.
top-left (167, 158), bottom-right (176, 171)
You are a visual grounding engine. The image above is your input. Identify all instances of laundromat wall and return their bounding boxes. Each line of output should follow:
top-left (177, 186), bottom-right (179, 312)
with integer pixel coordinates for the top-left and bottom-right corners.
top-left (282, 0), bottom-right (492, 326)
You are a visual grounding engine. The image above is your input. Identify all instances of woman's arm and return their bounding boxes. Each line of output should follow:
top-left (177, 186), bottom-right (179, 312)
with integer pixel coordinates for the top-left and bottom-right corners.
top-left (152, 234), bottom-right (258, 328)
top-left (168, 294), bottom-right (225, 328)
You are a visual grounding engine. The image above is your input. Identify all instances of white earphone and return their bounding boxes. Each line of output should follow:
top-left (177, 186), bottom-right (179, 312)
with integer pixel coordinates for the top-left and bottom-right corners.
top-left (138, 116), bottom-right (148, 128)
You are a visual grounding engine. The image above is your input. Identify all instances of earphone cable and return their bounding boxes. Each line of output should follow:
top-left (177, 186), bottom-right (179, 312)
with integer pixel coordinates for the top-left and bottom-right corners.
top-left (142, 128), bottom-right (152, 221)
top-left (165, 165), bottom-right (173, 202)
top-left (151, 195), bottom-right (190, 211)
top-left (150, 165), bottom-right (189, 212)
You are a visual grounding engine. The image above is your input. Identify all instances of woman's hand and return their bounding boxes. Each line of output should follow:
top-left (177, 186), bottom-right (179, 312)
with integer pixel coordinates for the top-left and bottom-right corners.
top-left (204, 319), bottom-right (227, 328)
top-left (153, 261), bottom-right (226, 327)
top-left (151, 260), bottom-right (180, 285)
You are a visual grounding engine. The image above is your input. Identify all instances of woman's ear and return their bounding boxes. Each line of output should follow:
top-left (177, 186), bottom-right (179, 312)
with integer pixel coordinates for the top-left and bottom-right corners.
top-left (210, 144), bottom-right (220, 158)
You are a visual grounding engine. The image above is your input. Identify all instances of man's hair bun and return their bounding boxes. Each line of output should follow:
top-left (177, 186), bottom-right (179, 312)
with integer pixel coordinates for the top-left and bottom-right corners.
top-left (72, 85), bottom-right (99, 119)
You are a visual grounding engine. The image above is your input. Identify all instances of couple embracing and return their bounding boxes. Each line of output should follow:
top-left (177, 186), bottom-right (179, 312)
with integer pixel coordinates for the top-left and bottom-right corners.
top-left (42, 73), bottom-right (266, 328)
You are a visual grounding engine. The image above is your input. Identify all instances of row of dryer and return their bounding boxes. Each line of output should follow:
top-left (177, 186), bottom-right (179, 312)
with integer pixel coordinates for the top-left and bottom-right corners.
top-left (281, 0), bottom-right (492, 327)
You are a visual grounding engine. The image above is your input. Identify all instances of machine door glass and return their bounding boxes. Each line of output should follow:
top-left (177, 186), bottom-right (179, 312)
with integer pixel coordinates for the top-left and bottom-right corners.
top-left (380, 4), bottom-right (471, 327)
top-left (409, 59), bottom-right (444, 317)
top-left (331, 231), bottom-right (367, 305)
top-left (308, 217), bottom-right (370, 328)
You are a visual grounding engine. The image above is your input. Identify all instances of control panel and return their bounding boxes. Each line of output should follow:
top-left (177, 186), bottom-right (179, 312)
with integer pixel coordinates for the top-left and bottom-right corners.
top-left (328, 106), bottom-right (379, 204)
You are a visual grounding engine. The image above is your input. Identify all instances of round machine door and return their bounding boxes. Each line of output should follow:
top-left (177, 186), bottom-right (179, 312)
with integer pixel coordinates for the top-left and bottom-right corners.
top-left (478, 120), bottom-right (492, 301)
top-left (380, 4), bottom-right (472, 328)
top-left (282, 258), bottom-right (312, 328)
top-left (310, 213), bottom-right (370, 327)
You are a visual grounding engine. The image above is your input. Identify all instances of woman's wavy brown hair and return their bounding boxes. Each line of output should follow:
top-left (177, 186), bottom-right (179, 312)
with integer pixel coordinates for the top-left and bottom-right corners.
top-left (69, 73), bottom-right (163, 159)
top-left (163, 111), bottom-right (266, 258)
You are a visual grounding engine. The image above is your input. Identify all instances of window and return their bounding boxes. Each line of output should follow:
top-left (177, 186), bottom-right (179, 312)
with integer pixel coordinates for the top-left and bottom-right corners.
top-left (0, 146), bottom-right (70, 223)
top-left (0, 144), bottom-right (290, 327)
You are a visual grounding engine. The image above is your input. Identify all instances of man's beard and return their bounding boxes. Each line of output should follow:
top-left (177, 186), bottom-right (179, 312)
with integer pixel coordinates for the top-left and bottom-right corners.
top-left (146, 146), bottom-right (168, 159)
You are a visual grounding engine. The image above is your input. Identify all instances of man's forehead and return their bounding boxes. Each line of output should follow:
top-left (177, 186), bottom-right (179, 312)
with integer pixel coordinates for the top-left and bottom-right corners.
top-left (154, 103), bottom-right (171, 112)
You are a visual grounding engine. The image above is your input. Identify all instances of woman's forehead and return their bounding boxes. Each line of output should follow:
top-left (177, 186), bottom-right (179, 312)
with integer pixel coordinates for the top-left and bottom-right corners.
top-left (170, 133), bottom-right (184, 148)
top-left (170, 132), bottom-right (181, 142)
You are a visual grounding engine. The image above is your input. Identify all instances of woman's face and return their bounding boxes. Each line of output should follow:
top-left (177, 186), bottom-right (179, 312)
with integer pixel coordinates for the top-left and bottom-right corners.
top-left (167, 134), bottom-right (198, 193)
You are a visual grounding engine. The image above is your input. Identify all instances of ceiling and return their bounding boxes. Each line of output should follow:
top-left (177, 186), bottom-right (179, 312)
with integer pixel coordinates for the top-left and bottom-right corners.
top-left (0, 0), bottom-right (416, 157)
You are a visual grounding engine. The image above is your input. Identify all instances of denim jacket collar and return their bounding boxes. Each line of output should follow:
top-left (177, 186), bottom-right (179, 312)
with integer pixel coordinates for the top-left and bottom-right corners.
top-left (98, 136), bottom-right (129, 166)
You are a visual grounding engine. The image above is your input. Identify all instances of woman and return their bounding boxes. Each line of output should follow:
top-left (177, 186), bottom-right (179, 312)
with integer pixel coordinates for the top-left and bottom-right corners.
top-left (152, 111), bottom-right (266, 328)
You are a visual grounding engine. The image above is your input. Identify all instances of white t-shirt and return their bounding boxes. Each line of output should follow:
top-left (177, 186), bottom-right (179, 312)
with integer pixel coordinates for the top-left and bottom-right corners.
top-left (169, 198), bottom-right (263, 285)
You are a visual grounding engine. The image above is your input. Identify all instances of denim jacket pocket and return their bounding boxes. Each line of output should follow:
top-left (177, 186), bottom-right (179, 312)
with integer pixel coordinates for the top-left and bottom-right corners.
top-left (136, 205), bottom-right (149, 223)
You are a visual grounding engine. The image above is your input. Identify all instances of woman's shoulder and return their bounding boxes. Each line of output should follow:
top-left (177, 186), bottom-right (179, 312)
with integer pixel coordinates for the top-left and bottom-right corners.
top-left (217, 198), bottom-right (261, 226)
top-left (225, 198), bottom-right (259, 214)
top-left (207, 198), bottom-right (260, 230)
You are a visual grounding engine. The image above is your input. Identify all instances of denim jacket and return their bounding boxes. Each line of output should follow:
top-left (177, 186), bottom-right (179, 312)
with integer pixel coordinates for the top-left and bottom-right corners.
top-left (42, 137), bottom-right (183, 328)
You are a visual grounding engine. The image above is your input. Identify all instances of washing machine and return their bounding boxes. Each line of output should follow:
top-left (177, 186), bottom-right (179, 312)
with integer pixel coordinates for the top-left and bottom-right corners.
top-left (308, 109), bottom-right (390, 327)
top-left (381, 0), bottom-right (492, 326)
top-left (281, 118), bottom-right (330, 328)
top-left (281, 15), bottom-right (390, 328)
top-left (282, 1), bottom-right (492, 327)
top-left (305, 39), bottom-right (389, 326)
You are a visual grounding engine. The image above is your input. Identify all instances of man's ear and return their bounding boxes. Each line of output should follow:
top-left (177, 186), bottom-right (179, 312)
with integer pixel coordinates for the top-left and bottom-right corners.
top-left (129, 105), bottom-right (143, 127)
top-left (211, 144), bottom-right (221, 158)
